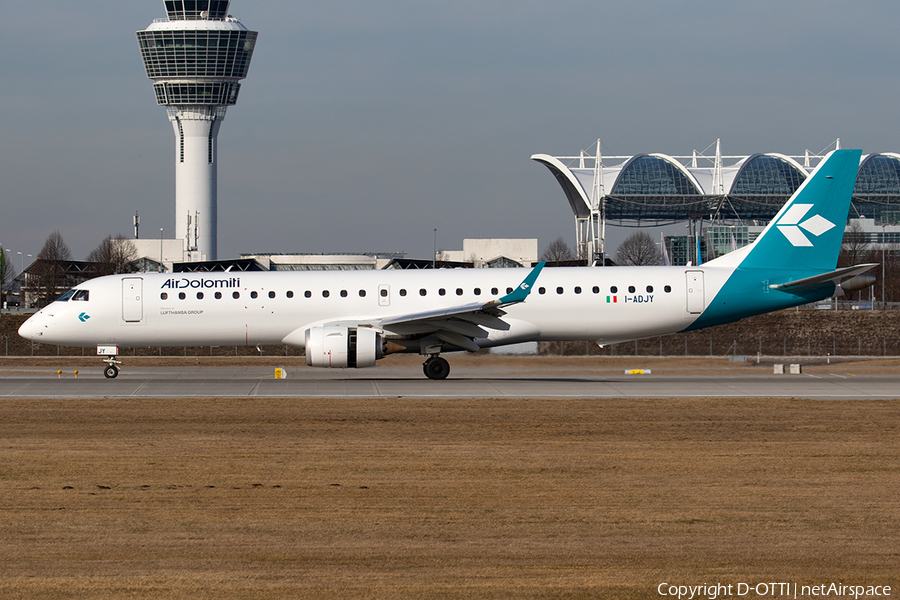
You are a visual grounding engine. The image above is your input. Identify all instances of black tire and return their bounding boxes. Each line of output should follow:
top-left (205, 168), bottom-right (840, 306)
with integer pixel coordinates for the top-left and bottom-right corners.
top-left (104, 365), bottom-right (119, 379)
top-left (423, 356), bottom-right (450, 380)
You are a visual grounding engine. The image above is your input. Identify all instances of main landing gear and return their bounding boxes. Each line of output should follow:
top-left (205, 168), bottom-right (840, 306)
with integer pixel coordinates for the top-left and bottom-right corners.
top-left (423, 355), bottom-right (450, 380)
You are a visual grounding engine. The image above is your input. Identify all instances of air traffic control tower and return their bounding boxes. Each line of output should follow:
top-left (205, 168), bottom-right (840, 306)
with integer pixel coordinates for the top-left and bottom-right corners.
top-left (137, 1), bottom-right (257, 260)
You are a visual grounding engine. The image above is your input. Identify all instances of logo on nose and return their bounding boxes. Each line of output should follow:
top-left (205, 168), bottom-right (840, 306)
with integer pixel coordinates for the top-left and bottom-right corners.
top-left (78, 313), bottom-right (91, 323)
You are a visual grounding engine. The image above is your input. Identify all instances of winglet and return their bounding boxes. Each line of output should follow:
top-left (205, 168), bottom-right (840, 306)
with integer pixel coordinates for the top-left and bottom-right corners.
top-left (497, 261), bottom-right (545, 306)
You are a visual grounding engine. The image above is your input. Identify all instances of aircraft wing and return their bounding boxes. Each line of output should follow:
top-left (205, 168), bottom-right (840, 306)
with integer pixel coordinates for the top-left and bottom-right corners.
top-left (376, 262), bottom-right (545, 352)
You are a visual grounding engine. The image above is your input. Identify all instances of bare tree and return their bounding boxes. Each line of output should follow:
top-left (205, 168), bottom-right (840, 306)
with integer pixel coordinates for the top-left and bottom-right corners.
top-left (838, 220), bottom-right (871, 267)
top-left (88, 234), bottom-right (138, 276)
top-left (32, 231), bottom-right (73, 306)
top-left (0, 246), bottom-right (15, 307)
top-left (615, 231), bottom-right (663, 266)
top-left (540, 237), bottom-right (575, 264)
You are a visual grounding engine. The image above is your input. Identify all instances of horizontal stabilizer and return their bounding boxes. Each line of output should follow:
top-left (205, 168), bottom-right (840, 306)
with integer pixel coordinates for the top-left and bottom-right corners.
top-left (769, 264), bottom-right (878, 292)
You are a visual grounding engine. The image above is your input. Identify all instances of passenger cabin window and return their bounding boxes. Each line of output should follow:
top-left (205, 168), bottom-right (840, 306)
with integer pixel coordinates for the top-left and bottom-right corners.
top-left (268, 291), bottom-right (276, 299)
top-left (340, 290), bottom-right (348, 298)
top-left (439, 289), bottom-right (446, 296)
top-left (250, 291), bottom-right (258, 299)
top-left (305, 291), bottom-right (312, 298)
top-left (419, 289), bottom-right (427, 296)
top-left (556, 287), bottom-right (564, 295)
top-left (160, 292), bottom-right (168, 301)
top-left (179, 292), bottom-right (186, 300)
top-left (507, 287), bottom-right (514, 294)
top-left (72, 290), bottom-right (89, 301)
top-left (380, 289), bottom-right (388, 298)
top-left (646, 286), bottom-right (653, 293)
top-left (628, 286), bottom-right (636, 293)
top-left (359, 290), bottom-right (366, 297)
top-left (611, 286), bottom-right (618, 293)
top-left (233, 291), bottom-right (240, 299)
top-left (399, 289), bottom-right (407, 297)
top-left (574, 287), bottom-right (582, 294)
top-left (196, 292), bottom-right (204, 300)
top-left (474, 288), bottom-right (481, 296)
top-left (456, 288), bottom-right (463, 296)
top-left (592, 286), bottom-right (600, 294)
top-left (538, 287), bottom-right (546, 295)
top-left (215, 292), bottom-right (222, 299)
top-left (287, 291), bottom-right (294, 298)
top-left (322, 290), bottom-right (330, 298)
top-left (491, 288), bottom-right (498, 295)
top-left (664, 285), bottom-right (672, 293)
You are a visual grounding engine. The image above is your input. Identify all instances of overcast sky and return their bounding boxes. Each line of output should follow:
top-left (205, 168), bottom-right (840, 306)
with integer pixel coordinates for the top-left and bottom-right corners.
top-left (2, 1), bottom-right (898, 263)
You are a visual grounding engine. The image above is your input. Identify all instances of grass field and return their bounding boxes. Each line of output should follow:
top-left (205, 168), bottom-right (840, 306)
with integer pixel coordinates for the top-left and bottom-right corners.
top-left (0, 391), bottom-right (898, 599)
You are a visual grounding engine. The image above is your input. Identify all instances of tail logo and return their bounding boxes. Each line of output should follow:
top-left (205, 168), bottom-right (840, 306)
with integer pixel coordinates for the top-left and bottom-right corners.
top-left (775, 204), bottom-right (836, 247)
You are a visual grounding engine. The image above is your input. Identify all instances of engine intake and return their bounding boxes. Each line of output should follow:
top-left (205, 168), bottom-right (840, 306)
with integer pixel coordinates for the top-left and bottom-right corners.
top-left (305, 327), bottom-right (384, 368)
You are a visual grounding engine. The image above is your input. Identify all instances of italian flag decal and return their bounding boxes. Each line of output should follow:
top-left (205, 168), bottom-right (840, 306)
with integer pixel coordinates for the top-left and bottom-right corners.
top-left (607, 296), bottom-right (617, 303)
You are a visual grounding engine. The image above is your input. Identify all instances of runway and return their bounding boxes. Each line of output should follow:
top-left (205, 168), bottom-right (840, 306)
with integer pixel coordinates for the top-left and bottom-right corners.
top-left (1, 362), bottom-right (898, 399)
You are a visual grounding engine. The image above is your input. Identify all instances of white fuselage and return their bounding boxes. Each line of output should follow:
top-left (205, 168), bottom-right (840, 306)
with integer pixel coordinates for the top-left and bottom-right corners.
top-left (18, 266), bottom-right (731, 350)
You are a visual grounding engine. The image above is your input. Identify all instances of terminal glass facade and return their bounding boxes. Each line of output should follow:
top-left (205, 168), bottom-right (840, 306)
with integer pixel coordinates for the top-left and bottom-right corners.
top-left (137, 30), bottom-right (257, 79)
top-left (731, 155), bottom-right (805, 195)
top-left (612, 156), bottom-right (700, 196)
top-left (853, 155), bottom-right (900, 224)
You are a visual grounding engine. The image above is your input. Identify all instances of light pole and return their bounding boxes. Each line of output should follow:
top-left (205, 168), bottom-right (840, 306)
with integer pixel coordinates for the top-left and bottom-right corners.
top-left (882, 223), bottom-right (886, 309)
top-left (433, 228), bottom-right (437, 269)
top-left (160, 229), bottom-right (164, 273)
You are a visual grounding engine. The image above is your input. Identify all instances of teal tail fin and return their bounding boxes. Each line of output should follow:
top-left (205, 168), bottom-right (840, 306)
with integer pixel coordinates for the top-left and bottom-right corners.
top-left (737, 149), bottom-right (862, 273)
top-left (687, 149), bottom-right (862, 331)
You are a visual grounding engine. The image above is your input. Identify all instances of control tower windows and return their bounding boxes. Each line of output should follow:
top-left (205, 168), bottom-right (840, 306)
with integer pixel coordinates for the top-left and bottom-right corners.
top-left (166, 0), bottom-right (231, 21)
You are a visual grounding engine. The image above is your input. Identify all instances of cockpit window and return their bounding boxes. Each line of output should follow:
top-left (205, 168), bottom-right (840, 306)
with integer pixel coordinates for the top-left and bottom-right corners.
top-left (72, 290), bottom-right (90, 302)
top-left (57, 290), bottom-right (76, 302)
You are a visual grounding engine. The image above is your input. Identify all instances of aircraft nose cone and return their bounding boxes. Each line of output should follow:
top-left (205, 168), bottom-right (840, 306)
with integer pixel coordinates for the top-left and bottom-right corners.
top-left (17, 314), bottom-right (43, 341)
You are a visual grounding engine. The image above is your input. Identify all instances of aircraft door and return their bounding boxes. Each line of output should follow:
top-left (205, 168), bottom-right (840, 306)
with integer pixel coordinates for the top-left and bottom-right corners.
top-left (122, 278), bottom-right (144, 323)
top-left (378, 284), bottom-right (390, 307)
top-left (685, 271), bottom-right (705, 314)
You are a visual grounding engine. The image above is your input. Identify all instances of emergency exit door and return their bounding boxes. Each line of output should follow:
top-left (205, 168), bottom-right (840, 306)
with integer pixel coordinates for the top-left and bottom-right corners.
top-left (122, 278), bottom-right (144, 323)
top-left (685, 271), bottom-right (705, 314)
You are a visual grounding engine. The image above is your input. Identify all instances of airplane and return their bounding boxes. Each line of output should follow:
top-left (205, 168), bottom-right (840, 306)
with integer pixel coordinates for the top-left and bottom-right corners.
top-left (19, 149), bottom-right (876, 380)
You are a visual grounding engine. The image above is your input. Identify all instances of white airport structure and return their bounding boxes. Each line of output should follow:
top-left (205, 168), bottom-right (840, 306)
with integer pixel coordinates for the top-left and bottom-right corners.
top-left (532, 139), bottom-right (900, 264)
top-left (437, 239), bottom-right (538, 268)
top-left (137, 0), bottom-right (257, 261)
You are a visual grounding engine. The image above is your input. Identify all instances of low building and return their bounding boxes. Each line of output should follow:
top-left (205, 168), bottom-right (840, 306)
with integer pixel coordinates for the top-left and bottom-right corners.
top-left (438, 239), bottom-right (538, 268)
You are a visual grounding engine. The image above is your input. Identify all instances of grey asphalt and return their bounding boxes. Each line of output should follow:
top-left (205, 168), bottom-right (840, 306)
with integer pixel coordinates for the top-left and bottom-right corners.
top-left (0, 364), bottom-right (898, 400)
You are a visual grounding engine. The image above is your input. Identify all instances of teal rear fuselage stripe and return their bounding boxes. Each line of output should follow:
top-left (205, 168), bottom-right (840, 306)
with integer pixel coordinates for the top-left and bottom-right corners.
top-left (681, 268), bottom-right (835, 332)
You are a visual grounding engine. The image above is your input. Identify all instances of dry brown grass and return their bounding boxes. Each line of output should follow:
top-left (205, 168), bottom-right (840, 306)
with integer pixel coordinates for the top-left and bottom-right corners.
top-left (0, 396), bottom-right (898, 599)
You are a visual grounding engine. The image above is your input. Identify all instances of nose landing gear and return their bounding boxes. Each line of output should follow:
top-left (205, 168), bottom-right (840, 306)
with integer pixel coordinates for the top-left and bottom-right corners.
top-left (423, 355), bottom-right (450, 380)
top-left (103, 361), bottom-right (120, 379)
top-left (98, 345), bottom-right (121, 379)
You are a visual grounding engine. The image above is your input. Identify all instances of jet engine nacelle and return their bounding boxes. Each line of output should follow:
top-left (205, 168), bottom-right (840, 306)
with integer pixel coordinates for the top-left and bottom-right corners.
top-left (305, 327), bottom-right (384, 368)
top-left (836, 273), bottom-right (876, 294)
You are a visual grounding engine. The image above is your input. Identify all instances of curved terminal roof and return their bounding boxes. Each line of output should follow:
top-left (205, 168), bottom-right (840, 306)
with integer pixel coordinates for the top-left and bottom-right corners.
top-left (533, 150), bottom-right (900, 225)
top-left (611, 155), bottom-right (703, 196)
top-left (729, 154), bottom-right (806, 195)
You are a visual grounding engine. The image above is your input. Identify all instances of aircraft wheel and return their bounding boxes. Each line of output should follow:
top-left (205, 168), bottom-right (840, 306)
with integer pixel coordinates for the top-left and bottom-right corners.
top-left (104, 365), bottom-right (119, 379)
top-left (423, 356), bottom-right (450, 380)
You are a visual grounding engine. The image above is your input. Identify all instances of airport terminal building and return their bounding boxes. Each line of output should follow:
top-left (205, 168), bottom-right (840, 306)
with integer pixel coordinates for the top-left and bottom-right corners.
top-left (533, 140), bottom-right (900, 264)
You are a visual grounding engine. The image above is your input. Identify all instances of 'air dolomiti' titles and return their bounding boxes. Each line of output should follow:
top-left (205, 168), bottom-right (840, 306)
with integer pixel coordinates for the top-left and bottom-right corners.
top-left (161, 278), bottom-right (240, 290)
